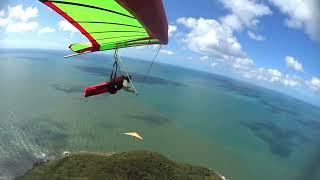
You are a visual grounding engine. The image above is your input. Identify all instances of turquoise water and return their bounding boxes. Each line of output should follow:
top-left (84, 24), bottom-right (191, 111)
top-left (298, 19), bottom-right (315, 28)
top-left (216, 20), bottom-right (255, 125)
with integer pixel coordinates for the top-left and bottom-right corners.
top-left (0, 49), bottom-right (320, 180)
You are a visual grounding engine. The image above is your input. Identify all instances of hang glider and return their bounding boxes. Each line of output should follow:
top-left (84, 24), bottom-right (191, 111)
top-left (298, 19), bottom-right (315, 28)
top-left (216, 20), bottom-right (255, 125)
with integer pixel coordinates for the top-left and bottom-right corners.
top-left (39, 0), bottom-right (168, 54)
top-left (40, 0), bottom-right (168, 96)
top-left (124, 132), bottom-right (143, 140)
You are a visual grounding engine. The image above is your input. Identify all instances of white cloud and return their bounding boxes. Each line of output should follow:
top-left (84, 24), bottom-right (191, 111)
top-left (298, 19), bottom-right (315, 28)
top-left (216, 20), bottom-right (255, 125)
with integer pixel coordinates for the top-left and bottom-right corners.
top-left (268, 68), bottom-right (282, 82)
top-left (0, 10), bottom-right (4, 17)
top-left (268, 0), bottom-right (320, 41)
top-left (257, 68), bottom-right (281, 81)
top-left (218, 0), bottom-right (271, 43)
top-left (38, 26), bottom-right (55, 34)
top-left (6, 21), bottom-right (38, 32)
top-left (175, 15), bottom-right (313, 92)
top-left (306, 77), bottom-right (320, 92)
top-left (219, 0), bottom-right (272, 30)
top-left (268, 69), bottom-right (282, 77)
top-left (177, 17), bottom-right (246, 61)
top-left (282, 78), bottom-right (299, 87)
top-left (243, 68), bottom-right (272, 81)
top-left (58, 20), bottom-right (78, 33)
top-left (242, 67), bottom-right (302, 87)
top-left (0, 17), bottom-right (9, 27)
top-left (236, 57), bottom-right (254, 66)
top-left (175, 14), bottom-right (314, 92)
top-left (285, 56), bottom-right (304, 72)
top-left (200, 56), bottom-right (209, 61)
top-left (177, 17), bottom-right (257, 74)
top-left (220, 14), bottom-right (242, 31)
top-left (160, 49), bottom-right (174, 55)
top-left (168, 25), bottom-right (177, 37)
top-left (211, 62), bottom-right (217, 67)
top-left (174, 2), bottom-right (317, 93)
top-left (247, 31), bottom-right (265, 41)
top-left (187, 56), bottom-right (193, 60)
top-left (0, 5), bottom-right (39, 32)
top-left (8, 5), bottom-right (38, 22)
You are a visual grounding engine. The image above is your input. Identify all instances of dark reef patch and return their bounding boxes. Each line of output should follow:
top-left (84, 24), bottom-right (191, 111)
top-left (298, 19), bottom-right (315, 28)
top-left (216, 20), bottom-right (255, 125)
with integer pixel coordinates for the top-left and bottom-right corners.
top-left (14, 56), bottom-right (46, 61)
top-left (51, 84), bottom-right (84, 94)
top-left (193, 70), bottom-right (320, 120)
top-left (259, 99), bottom-right (301, 117)
top-left (299, 141), bottom-right (320, 180)
top-left (240, 121), bottom-right (309, 158)
top-left (215, 78), bottom-right (261, 99)
top-left (94, 121), bottom-right (117, 130)
top-left (128, 113), bottom-right (171, 126)
top-left (295, 118), bottom-right (320, 131)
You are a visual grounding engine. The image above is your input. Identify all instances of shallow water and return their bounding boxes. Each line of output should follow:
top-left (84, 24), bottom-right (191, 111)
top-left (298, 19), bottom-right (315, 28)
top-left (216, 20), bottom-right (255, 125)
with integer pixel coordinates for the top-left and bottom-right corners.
top-left (0, 49), bottom-right (319, 180)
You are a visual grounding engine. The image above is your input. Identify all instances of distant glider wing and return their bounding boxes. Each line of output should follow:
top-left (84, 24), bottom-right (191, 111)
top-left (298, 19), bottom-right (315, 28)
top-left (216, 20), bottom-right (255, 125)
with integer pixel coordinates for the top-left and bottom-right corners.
top-left (40, 0), bottom-right (168, 53)
top-left (124, 132), bottom-right (143, 140)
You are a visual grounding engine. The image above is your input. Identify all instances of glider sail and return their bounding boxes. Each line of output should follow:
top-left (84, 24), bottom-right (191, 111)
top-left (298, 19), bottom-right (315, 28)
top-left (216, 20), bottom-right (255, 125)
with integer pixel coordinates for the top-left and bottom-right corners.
top-left (40, 0), bottom-right (168, 53)
top-left (124, 132), bottom-right (143, 140)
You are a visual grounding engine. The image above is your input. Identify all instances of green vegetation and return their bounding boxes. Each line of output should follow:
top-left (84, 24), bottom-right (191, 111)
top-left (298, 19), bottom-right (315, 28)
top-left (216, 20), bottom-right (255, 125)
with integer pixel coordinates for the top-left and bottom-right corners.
top-left (17, 150), bottom-right (223, 180)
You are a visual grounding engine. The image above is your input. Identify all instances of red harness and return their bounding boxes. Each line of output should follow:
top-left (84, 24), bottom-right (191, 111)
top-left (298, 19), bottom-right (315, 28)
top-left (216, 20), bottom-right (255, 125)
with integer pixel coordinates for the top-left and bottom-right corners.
top-left (83, 76), bottom-right (125, 97)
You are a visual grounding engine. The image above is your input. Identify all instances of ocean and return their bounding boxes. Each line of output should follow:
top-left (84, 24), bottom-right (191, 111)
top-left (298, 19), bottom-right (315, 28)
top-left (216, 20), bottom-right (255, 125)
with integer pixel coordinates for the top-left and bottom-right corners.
top-left (0, 49), bottom-right (319, 180)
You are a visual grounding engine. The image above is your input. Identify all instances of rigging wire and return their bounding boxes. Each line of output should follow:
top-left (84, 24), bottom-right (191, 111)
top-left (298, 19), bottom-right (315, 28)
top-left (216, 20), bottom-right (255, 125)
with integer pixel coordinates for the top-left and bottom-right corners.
top-left (139, 45), bottom-right (162, 93)
top-left (115, 49), bottom-right (139, 95)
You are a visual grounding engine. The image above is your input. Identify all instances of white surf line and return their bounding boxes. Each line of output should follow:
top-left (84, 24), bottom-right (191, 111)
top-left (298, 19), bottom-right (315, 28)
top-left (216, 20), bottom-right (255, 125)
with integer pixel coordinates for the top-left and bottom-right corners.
top-left (0, 104), bottom-right (49, 162)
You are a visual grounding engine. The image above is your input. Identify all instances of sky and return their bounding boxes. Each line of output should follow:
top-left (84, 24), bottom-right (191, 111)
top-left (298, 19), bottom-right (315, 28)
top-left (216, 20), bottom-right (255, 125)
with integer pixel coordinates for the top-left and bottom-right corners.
top-left (0, 0), bottom-right (319, 105)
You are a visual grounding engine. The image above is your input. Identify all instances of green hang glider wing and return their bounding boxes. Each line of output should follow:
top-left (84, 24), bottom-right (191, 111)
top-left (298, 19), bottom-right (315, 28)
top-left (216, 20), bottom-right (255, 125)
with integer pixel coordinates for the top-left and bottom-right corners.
top-left (40, 0), bottom-right (168, 53)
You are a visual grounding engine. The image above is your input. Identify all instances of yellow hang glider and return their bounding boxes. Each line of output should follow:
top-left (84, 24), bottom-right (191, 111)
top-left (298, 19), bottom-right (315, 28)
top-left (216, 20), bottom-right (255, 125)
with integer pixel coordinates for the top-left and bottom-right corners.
top-left (124, 132), bottom-right (143, 140)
